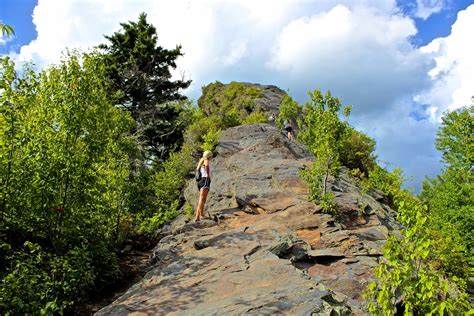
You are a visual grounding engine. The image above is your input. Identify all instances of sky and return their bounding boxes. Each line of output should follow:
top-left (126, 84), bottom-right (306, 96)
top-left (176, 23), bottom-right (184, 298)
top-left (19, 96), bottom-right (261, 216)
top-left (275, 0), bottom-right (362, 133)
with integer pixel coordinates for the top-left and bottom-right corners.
top-left (1, 0), bottom-right (473, 192)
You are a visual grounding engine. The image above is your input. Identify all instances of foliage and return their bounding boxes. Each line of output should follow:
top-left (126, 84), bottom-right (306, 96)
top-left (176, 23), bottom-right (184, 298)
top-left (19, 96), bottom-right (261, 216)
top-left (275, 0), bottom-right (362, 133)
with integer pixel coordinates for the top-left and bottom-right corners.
top-left (183, 111), bottom-right (221, 150)
top-left (138, 144), bottom-right (195, 234)
top-left (0, 53), bottom-right (132, 313)
top-left (183, 202), bottom-right (194, 221)
top-left (198, 81), bottom-right (263, 125)
top-left (363, 128), bottom-right (471, 315)
top-left (99, 13), bottom-right (191, 161)
top-left (136, 101), bottom-right (193, 162)
top-left (0, 23), bottom-right (14, 37)
top-left (242, 111), bottom-right (267, 125)
top-left (201, 128), bottom-right (222, 152)
top-left (421, 169), bottom-right (473, 273)
top-left (0, 242), bottom-right (94, 314)
top-left (299, 90), bottom-right (348, 201)
top-left (276, 95), bottom-right (303, 129)
top-left (435, 106), bottom-right (473, 170)
top-left (339, 127), bottom-right (377, 176)
top-left (365, 192), bottom-right (471, 315)
top-left (361, 165), bottom-right (404, 204)
top-left (319, 193), bottom-right (337, 215)
top-left (420, 105), bottom-right (473, 278)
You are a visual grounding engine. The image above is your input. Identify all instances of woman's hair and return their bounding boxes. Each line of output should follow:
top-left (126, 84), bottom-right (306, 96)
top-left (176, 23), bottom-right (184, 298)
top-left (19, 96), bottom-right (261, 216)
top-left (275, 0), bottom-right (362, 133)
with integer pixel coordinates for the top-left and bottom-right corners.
top-left (196, 150), bottom-right (213, 169)
top-left (203, 150), bottom-right (213, 159)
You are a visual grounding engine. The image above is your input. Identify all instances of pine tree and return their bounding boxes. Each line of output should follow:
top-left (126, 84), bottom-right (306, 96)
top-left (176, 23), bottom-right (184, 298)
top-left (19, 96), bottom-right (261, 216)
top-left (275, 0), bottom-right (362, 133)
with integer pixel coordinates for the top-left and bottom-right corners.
top-left (99, 13), bottom-right (191, 161)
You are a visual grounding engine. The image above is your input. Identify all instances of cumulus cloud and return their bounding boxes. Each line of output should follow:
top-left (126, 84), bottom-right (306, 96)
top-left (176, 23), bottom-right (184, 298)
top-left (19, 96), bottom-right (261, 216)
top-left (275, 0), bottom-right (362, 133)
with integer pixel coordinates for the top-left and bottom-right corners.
top-left (13, 0), bottom-right (473, 191)
top-left (267, 4), bottom-right (432, 118)
top-left (416, 4), bottom-right (474, 121)
top-left (17, 0), bottom-right (145, 67)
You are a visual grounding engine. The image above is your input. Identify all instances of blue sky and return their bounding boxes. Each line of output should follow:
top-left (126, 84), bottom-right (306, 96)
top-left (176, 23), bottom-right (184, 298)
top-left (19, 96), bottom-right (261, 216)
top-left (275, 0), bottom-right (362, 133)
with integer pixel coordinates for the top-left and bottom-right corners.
top-left (398, 0), bottom-right (474, 46)
top-left (1, 0), bottom-right (473, 192)
top-left (0, 0), bottom-right (37, 54)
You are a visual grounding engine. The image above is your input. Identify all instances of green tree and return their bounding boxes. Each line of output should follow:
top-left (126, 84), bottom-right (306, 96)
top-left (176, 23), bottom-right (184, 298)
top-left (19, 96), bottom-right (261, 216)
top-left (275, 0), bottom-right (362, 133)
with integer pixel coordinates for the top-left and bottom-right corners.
top-left (435, 105), bottom-right (473, 170)
top-left (299, 90), bottom-right (349, 202)
top-left (0, 52), bottom-right (134, 313)
top-left (99, 13), bottom-right (191, 161)
top-left (365, 106), bottom-right (473, 314)
top-left (421, 105), bottom-right (473, 276)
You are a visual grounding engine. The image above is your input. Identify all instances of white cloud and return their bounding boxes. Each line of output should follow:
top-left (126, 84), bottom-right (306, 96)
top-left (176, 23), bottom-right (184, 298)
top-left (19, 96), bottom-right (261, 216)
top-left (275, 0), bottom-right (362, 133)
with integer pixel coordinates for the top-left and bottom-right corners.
top-left (415, 4), bottom-right (474, 121)
top-left (12, 0), bottom-right (473, 191)
top-left (17, 0), bottom-right (145, 67)
top-left (415, 0), bottom-right (448, 19)
top-left (267, 4), bottom-right (432, 118)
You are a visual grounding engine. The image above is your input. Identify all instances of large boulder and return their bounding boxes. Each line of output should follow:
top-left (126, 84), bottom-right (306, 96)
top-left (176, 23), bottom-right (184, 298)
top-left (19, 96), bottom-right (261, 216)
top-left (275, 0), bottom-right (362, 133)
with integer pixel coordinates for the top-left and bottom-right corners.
top-left (97, 123), bottom-right (400, 315)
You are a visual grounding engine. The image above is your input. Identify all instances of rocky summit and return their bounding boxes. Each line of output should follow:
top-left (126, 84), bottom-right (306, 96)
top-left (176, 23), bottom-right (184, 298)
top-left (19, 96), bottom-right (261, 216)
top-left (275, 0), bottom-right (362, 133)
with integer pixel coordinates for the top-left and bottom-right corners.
top-left (97, 123), bottom-right (400, 315)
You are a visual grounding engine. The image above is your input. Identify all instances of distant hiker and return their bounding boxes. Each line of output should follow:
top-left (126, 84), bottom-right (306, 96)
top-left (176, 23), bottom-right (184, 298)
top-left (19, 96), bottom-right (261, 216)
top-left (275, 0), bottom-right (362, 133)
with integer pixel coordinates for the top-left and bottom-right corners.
top-left (195, 150), bottom-right (213, 222)
top-left (283, 119), bottom-right (294, 141)
top-left (268, 113), bottom-right (276, 123)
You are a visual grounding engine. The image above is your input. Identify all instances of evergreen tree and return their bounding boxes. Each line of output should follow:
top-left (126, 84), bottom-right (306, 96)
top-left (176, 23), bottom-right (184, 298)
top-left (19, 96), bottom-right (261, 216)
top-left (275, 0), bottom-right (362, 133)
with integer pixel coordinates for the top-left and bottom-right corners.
top-left (99, 13), bottom-right (191, 161)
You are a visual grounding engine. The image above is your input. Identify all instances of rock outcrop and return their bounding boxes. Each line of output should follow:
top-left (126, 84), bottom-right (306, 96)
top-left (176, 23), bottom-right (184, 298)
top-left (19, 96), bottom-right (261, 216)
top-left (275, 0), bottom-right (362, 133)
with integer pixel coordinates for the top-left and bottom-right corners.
top-left (97, 124), bottom-right (400, 315)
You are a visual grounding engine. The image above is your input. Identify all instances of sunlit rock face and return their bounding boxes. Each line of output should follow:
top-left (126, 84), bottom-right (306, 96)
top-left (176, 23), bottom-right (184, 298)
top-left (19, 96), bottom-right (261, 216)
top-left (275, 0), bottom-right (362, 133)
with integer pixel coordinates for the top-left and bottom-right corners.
top-left (97, 122), bottom-right (399, 315)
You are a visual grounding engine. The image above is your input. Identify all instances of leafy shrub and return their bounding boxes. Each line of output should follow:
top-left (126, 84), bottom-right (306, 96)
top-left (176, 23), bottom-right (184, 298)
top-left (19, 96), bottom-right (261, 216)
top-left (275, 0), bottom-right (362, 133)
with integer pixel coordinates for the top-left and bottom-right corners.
top-left (0, 242), bottom-right (94, 314)
top-left (361, 165), bottom-right (404, 204)
top-left (319, 193), bottom-right (337, 215)
top-left (276, 95), bottom-right (303, 129)
top-left (138, 144), bottom-right (195, 234)
top-left (183, 202), bottom-right (194, 220)
top-left (221, 107), bottom-right (242, 127)
top-left (420, 106), bottom-right (473, 279)
top-left (299, 90), bottom-right (347, 202)
top-left (201, 128), bottom-right (222, 152)
top-left (364, 195), bottom-right (471, 315)
top-left (339, 127), bottom-right (377, 176)
top-left (198, 81), bottom-right (263, 123)
top-left (243, 111), bottom-right (267, 124)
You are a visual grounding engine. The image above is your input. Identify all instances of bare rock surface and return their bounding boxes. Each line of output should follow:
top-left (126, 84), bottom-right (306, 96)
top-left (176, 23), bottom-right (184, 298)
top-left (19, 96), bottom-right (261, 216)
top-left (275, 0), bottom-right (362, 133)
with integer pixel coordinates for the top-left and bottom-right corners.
top-left (97, 124), bottom-right (400, 315)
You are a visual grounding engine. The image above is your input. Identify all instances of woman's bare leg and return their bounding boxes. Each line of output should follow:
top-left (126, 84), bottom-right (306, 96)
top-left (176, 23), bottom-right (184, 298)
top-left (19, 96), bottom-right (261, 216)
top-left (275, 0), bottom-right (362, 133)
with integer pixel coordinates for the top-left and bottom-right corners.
top-left (199, 188), bottom-right (209, 218)
top-left (195, 191), bottom-right (203, 221)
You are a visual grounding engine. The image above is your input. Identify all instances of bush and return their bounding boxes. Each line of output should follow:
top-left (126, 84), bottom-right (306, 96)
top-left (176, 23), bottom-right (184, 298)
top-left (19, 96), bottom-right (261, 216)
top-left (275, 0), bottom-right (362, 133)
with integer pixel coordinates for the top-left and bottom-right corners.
top-left (138, 144), bottom-right (195, 234)
top-left (0, 242), bottom-right (94, 314)
top-left (183, 202), bottom-right (194, 220)
top-left (243, 111), bottom-right (267, 124)
top-left (361, 165), bottom-right (404, 204)
top-left (364, 196), bottom-right (471, 315)
top-left (201, 128), bottom-right (221, 152)
top-left (276, 95), bottom-right (303, 129)
top-left (198, 81), bottom-right (263, 123)
top-left (339, 127), bottom-right (376, 175)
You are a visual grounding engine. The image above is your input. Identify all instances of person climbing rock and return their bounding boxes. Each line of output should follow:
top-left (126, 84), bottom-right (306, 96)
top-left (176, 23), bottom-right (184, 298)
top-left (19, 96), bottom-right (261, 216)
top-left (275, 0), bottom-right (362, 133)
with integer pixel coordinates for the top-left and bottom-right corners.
top-left (268, 113), bottom-right (276, 123)
top-left (195, 150), bottom-right (213, 222)
top-left (283, 119), bottom-right (294, 141)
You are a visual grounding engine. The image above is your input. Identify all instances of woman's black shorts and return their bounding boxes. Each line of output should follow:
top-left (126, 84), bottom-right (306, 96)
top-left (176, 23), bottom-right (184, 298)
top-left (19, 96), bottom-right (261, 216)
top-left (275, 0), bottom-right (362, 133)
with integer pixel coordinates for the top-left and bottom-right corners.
top-left (197, 177), bottom-right (211, 191)
top-left (285, 126), bottom-right (293, 133)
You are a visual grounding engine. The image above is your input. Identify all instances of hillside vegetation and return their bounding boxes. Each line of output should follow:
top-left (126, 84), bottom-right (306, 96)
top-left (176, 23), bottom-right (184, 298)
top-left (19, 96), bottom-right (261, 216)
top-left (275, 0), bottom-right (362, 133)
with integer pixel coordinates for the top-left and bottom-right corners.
top-left (0, 15), bottom-right (472, 315)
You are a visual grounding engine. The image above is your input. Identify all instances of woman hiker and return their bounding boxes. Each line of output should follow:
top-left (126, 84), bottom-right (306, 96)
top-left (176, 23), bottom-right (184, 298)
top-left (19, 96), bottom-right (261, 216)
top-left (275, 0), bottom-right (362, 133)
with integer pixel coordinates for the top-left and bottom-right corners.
top-left (283, 119), bottom-right (294, 141)
top-left (195, 150), bottom-right (213, 222)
